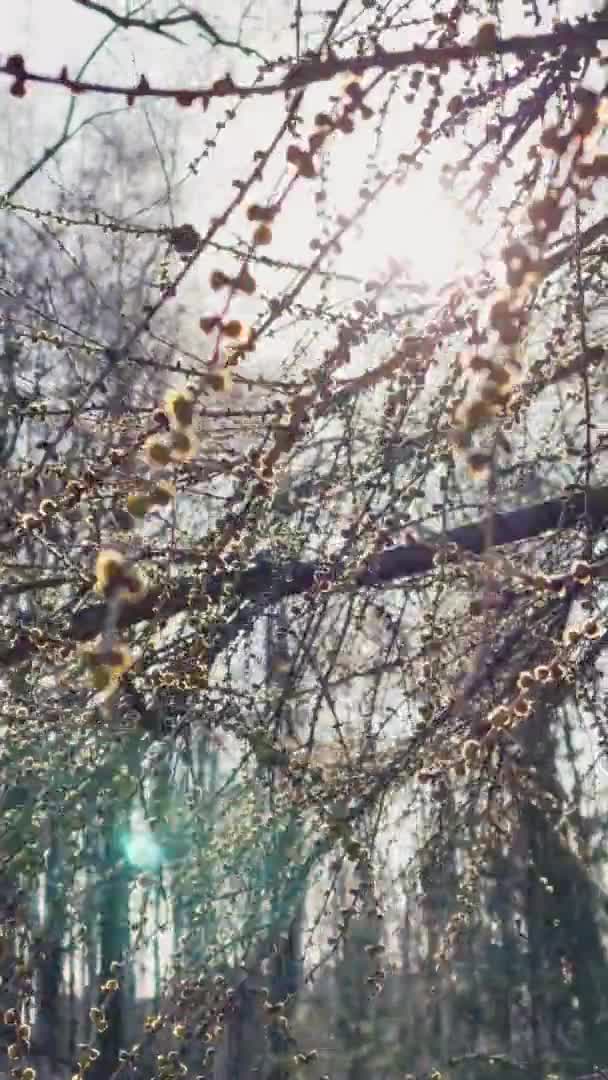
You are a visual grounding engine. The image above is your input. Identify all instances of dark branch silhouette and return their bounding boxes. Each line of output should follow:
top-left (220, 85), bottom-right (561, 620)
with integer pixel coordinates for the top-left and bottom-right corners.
top-left (2, 484), bottom-right (606, 669)
top-left (2, 21), bottom-right (606, 104)
top-left (71, 0), bottom-right (269, 59)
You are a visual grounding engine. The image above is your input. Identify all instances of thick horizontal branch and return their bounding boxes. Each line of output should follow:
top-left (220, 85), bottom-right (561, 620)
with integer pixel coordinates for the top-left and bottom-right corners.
top-left (2, 21), bottom-right (606, 104)
top-left (1, 485), bottom-right (607, 670)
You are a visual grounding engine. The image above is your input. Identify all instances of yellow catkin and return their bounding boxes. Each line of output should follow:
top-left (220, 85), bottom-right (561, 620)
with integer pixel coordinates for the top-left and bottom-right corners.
top-left (144, 436), bottom-right (172, 468)
top-left (517, 671), bottom-right (535, 691)
top-left (95, 550), bottom-right (144, 601)
top-left (253, 223), bottom-right (272, 246)
top-left (164, 389), bottom-right (195, 429)
top-left (170, 430), bottom-right (199, 462)
top-left (91, 666), bottom-right (114, 693)
top-left (127, 493), bottom-right (152, 518)
top-left (95, 550), bottom-right (125, 594)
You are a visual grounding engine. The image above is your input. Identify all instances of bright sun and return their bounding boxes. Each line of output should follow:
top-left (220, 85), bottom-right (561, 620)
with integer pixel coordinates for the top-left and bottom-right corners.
top-left (349, 169), bottom-right (481, 291)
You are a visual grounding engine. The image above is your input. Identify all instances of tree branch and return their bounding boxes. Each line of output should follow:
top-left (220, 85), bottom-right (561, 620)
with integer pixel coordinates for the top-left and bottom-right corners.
top-left (71, 0), bottom-right (188, 43)
top-left (71, 0), bottom-right (269, 59)
top-left (2, 21), bottom-right (606, 105)
top-left (1, 485), bottom-right (606, 670)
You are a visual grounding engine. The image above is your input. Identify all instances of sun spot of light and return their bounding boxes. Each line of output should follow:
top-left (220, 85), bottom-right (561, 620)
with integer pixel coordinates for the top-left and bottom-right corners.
top-left (122, 827), bottom-right (163, 871)
top-left (346, 169), bottom-right (484, 292)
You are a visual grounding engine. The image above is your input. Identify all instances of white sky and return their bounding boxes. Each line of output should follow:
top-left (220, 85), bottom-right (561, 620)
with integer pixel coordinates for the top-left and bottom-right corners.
top-left (1, 0), bottom-right (602, 311)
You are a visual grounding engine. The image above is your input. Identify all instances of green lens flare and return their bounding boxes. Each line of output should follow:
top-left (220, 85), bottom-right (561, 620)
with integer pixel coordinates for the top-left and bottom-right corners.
top-left (122, 829), bottom-right (163, 871)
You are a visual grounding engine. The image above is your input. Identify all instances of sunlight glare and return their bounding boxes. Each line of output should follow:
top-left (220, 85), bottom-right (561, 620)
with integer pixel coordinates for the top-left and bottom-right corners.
top-left (351, 170), bottom-right (481, 291)
top-left (122, 827), bottom-right (163, 871)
